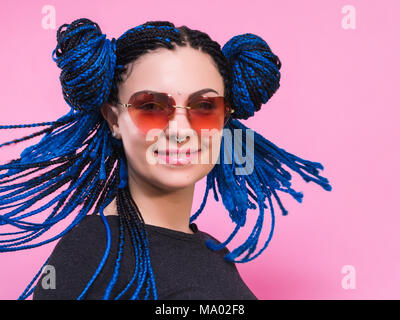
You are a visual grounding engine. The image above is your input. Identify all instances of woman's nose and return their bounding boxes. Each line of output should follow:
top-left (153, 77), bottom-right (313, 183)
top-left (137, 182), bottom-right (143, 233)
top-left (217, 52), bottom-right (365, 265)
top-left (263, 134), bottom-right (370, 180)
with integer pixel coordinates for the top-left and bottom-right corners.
top-left (164, 107), bottom-right (195, 140)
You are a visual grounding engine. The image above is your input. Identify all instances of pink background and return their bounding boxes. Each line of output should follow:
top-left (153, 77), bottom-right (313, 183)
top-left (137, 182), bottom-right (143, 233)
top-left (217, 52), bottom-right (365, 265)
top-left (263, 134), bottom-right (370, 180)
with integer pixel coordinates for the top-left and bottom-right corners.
top-left (0, 0), bottom-right (399, 300)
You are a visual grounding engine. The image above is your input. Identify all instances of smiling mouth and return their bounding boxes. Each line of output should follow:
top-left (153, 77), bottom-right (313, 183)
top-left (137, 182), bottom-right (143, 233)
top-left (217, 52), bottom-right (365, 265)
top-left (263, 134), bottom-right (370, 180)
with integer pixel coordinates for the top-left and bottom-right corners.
top-left (155, 149), bottom-right (201, 156)
top-left (154, 149), bottom-right (201, 165)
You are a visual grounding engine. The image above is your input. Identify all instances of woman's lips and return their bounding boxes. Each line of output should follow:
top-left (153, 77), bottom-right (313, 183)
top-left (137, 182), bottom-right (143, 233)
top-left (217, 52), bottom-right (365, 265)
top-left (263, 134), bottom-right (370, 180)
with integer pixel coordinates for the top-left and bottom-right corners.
top-left (155, 149), bottom-right (200, 165)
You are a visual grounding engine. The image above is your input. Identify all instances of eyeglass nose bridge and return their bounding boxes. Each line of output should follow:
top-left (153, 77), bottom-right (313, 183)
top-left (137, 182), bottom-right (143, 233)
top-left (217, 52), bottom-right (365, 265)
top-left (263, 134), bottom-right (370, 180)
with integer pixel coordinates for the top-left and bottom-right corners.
top-left (169, 105), bottom-right (191, 124)
top-left (172, 105), bottom-right (191, 110)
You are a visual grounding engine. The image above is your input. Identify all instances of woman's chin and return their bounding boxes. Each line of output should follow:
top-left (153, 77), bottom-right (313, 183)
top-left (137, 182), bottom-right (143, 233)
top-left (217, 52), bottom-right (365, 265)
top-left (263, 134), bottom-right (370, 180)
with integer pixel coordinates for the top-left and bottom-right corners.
top-left (152, 176), bottom-right (197, 190)
top-left (148, 165), bottom-right (209, 190)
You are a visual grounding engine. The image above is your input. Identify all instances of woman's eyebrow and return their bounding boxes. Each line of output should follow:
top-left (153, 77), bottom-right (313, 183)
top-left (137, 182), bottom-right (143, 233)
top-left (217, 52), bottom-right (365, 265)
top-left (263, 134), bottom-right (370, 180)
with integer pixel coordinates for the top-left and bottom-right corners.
top-left (188, 88), bottom-right (219, 100)
top-left (133, 88), bottom-right (219, 99)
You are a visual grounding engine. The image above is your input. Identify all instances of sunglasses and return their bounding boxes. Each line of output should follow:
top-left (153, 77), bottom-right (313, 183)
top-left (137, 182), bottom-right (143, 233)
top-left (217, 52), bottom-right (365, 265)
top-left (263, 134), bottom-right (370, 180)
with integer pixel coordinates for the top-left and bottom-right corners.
top-left (117, 91), bottom-right (234, 135)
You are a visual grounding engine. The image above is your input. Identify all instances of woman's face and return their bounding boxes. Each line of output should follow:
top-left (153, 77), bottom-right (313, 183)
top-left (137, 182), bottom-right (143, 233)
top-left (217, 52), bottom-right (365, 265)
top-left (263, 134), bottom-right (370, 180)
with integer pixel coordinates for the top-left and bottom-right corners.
top-left (101, 45), bottom-right (226, 191)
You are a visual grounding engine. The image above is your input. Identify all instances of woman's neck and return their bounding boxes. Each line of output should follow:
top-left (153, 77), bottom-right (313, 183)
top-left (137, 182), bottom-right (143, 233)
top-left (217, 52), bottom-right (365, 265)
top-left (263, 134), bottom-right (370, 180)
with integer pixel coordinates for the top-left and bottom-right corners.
top-left (102, 171), bottom-right (196, 235)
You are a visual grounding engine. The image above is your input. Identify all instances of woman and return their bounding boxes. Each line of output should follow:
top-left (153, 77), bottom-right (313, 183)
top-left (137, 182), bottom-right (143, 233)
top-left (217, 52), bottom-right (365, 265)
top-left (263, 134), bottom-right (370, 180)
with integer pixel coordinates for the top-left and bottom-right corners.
top-left (0, 18), bottom-right (332, 300)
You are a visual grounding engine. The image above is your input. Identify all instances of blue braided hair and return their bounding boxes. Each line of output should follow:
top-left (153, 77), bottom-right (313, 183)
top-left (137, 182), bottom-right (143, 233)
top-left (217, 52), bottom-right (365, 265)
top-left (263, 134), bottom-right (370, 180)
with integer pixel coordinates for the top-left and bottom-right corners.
top-left (0, 18), bottom-right (332, 299)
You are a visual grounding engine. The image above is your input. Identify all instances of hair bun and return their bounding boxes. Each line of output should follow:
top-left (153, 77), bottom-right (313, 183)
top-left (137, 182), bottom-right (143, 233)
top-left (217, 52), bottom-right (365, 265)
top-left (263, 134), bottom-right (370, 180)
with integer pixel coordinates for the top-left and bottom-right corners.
top-left (222, 33), bottom-right (282, 119)
top-left (52, 18), bottom-right (117, 112)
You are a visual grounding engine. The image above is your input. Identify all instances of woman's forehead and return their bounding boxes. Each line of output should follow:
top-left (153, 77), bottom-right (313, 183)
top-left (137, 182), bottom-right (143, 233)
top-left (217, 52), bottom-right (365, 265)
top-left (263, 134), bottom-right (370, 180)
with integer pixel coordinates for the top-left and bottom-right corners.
top-left (123, 47), bottom-right (223, 87)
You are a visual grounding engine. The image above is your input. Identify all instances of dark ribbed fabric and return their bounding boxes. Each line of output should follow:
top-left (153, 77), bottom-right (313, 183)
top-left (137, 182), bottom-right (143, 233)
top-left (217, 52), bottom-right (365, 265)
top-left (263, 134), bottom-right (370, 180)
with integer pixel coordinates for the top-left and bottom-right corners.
top-left (33, 215), bottom-right (258, 300)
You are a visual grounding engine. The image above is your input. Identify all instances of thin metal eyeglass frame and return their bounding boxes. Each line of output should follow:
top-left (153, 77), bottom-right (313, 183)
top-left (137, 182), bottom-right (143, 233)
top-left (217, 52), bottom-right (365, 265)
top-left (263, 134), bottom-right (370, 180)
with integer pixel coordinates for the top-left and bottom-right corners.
top-left (116, 92), bottom-right (235, 120)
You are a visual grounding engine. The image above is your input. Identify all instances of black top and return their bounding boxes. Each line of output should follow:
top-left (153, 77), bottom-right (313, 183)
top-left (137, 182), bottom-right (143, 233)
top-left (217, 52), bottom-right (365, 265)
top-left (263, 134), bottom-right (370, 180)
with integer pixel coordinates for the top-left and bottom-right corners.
top-left (33, 215), bottom-right (258, 300)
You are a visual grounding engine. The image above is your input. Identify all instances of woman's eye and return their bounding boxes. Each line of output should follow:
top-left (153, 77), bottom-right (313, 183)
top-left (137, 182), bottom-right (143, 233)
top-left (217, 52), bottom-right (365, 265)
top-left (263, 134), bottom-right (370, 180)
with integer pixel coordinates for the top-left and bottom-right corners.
top-left (196, 102), bottom-right (216, 110)
top-left (138, 103), bottom-right (162, 111)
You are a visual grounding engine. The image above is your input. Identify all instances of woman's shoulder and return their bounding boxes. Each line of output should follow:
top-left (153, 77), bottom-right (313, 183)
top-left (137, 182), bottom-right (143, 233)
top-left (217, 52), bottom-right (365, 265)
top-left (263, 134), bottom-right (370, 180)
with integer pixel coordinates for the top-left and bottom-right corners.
top-left (32, 215), bottom-right (117, 299)
top-left (57, 215), bottom-right (116, 247)
top-left (44, 214), bottom-right (118, 268)
top-left (198, 229), bottom-right (232, 256)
